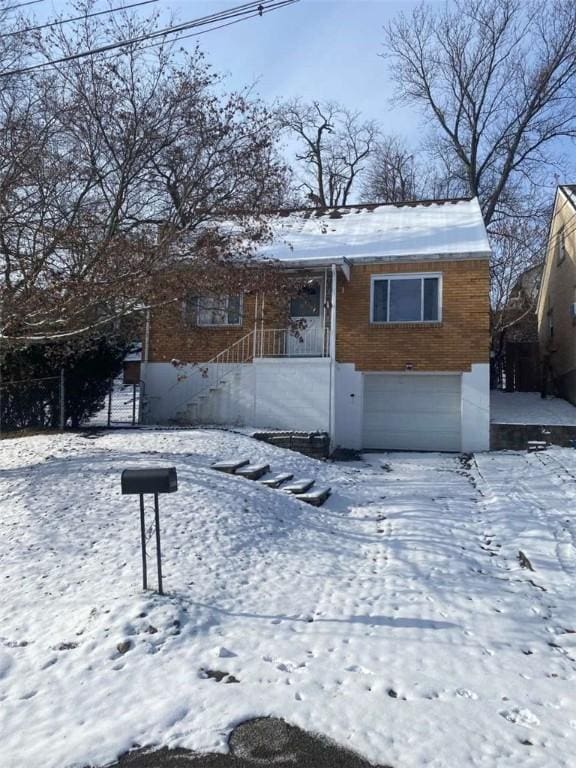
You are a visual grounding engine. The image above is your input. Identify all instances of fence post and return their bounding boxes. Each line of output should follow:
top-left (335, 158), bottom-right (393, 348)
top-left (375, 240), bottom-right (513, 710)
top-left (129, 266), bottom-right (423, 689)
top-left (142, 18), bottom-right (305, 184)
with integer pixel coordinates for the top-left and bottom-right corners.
top-left (59, 369), bottom-right (65, 431)
top-left (132, 383), bottom-right (137, 426)
top-left (107, 380), bottom-right (113, 427)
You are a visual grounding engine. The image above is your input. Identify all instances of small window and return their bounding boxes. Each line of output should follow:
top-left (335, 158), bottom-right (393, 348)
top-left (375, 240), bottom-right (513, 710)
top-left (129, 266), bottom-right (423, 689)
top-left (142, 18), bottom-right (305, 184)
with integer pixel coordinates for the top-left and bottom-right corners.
top-left (193, 295), bottom-right (242, 327)
top-left (290, 281), bottom-right (321, 318)
top-left (557, 226), bottom-right (566, 265)
top-left (548, 307), bottom-right (554, 339)
top-left (371, 274), bottom-right (441, 323)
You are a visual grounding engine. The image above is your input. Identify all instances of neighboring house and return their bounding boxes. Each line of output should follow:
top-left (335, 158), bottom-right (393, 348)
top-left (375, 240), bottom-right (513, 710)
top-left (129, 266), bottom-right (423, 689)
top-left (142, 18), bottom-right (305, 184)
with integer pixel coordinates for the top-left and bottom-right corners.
top-left (493, 263), bottom-right (542, 392)
top-left (141, 198), bottom-right (491, 452)
top-left (122, 345), bottom-right (142, 385)
top-left (537, 185), bottom-right (576, 403)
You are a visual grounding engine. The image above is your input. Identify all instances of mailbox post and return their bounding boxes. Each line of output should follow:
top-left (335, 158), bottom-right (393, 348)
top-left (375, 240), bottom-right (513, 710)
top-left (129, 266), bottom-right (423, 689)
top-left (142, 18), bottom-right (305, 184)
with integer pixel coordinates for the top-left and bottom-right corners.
top-left (121, 467), bottom-right (178, 595)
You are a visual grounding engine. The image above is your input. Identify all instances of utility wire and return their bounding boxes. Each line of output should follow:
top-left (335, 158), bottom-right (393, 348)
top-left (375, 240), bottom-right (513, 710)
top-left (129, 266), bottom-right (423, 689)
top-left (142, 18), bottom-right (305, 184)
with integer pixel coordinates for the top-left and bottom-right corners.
top-left (0, 0), bottom-right (299, 77)
top-left (4, 0), bottom-right (46, 11)
top-left (0, 0), bottom-right (160, 38)
top-left (130, 0), bottom-right (296, 54)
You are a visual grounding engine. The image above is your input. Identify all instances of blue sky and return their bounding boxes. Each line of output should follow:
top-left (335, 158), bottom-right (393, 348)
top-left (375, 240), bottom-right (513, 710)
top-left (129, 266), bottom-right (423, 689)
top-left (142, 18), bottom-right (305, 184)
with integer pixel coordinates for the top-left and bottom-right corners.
top-left (168, 0), bottom-right (429, 141)
top-left (25, 0), bottom-right (575, 191)
top-left (36, 0), bottom-right (434, 144)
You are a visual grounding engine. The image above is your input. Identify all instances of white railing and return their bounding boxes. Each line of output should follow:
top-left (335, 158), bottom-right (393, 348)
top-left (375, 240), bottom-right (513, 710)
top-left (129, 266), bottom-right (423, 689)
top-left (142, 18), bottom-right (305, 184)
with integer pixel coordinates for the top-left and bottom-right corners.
top-left (200, 330), bottom-right (255, 395)
top-left (174, 326), bottom-right (330, 417)
top-left (254, 327), bottom-right (330, 358)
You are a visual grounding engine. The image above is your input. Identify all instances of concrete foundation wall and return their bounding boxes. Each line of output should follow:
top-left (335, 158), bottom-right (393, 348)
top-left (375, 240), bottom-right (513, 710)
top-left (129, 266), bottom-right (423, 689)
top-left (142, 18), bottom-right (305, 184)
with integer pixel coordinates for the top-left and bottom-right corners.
top-left (143, 359), bottom-right (331, 432)
top-left (491, 423), bottom-right (576, 450)
top-left (142, 359), bottom-right (490, 453)
top-left (462, 364), bottom-right (490, 452)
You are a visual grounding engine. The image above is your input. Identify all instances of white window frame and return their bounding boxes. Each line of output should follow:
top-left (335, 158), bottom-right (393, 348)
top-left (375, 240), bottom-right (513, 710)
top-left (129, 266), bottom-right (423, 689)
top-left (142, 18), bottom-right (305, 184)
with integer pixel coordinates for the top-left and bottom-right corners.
top-left (195, 294), bottom-right (243, 328)
top-left (370, 272), bottom-right (443, 324)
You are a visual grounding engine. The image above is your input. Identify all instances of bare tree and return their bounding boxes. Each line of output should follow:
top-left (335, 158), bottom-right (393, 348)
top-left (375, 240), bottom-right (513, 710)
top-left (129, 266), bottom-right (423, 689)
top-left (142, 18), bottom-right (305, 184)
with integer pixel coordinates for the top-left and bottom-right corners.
top-left (383, 0), bottom-right (576, 227)
top-left (361, 137), bottom-right (418, 203)
top-left (0, 5), bottom-right (292, 345)
top-left (278, 99), bottom-right (379, 207)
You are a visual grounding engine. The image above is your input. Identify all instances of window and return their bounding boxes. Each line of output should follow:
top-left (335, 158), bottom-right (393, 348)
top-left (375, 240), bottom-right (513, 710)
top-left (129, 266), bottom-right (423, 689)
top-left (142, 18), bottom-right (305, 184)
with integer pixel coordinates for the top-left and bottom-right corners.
top-left (557, 226), bottom-right (566, 265)
top-left (290, 281), bottom-right (321, 317)
top-left (371, 274), bottom-right (441, 323)
top-left (193, 295), bottom-right (242, 326)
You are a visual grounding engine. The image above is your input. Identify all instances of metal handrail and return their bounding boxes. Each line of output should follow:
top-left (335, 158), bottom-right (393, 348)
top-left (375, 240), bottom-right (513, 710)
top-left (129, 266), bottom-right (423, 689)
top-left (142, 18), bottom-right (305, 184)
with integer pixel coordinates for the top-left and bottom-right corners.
top-left (255, 327), bottom-right (330, 358)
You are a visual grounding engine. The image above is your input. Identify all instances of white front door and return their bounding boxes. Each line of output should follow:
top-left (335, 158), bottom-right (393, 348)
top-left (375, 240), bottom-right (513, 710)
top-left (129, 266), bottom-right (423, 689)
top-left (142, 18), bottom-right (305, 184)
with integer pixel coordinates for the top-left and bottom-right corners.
top-left (289, 280), bottom-right (324, 356)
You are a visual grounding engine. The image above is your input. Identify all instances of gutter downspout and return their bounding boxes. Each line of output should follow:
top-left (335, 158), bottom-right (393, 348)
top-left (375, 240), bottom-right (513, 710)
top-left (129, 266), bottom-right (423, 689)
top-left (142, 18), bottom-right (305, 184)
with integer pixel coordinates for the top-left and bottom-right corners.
top-left (329, 263), bottom-right (337, 453)
top-left (140, 307), bottom-right (151, 424)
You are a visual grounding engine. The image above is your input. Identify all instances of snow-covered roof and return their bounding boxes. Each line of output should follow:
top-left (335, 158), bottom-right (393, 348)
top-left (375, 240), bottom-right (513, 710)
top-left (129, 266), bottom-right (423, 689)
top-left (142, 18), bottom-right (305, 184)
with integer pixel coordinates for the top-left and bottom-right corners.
top-left (124, 344), bottom-right (142, 362)
top-left (260, 198), bottom-right (490, 266)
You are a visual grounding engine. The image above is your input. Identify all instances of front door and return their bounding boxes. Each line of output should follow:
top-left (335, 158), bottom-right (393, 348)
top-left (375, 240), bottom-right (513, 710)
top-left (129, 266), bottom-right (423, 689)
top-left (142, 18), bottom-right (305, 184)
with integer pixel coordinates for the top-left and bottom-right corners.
top-left (289, 280), bottom-right (324, 356)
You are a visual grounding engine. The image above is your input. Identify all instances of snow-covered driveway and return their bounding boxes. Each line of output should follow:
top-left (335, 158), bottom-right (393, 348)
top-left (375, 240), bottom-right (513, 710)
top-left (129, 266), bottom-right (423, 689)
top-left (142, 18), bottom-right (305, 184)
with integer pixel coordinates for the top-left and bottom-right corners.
top-left (1, 430), bottom-right (575, 768)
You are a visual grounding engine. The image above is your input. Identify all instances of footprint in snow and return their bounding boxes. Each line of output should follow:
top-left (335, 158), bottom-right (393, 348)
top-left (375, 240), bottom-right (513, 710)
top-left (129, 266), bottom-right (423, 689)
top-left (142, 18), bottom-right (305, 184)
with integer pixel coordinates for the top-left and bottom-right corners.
top-left (455, 688), bottom-right (478, 699)
top-left (499, 707), bottom-right (540, 727)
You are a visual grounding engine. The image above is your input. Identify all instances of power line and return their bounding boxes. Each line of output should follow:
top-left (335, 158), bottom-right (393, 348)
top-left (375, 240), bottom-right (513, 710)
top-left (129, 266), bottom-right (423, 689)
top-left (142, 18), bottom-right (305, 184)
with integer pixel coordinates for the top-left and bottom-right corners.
top-left (0, 0), bottom-right (300, 77)
top-left (131, 0), bottom-right (297, 54)
top-left (4, 0), bottom-right (46, 11)
top-left (0, 0), bottom-right (160, 38)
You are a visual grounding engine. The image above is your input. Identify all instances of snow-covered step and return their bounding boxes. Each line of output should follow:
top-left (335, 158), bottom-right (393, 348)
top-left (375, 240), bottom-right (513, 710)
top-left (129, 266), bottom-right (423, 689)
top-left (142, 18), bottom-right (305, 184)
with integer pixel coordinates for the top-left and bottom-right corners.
top-left (283, 478), bottom-right (315, 494)
top-left (211, 459), bottom-right (250, 474)
top-left (527, 441), bottom-right (548, 452)
top-left (260, 472), bottom-right (294, 489)
top-left (235, 463), bottom-right (270, 480)
top-left (294, 487), bottom-right (332, 507)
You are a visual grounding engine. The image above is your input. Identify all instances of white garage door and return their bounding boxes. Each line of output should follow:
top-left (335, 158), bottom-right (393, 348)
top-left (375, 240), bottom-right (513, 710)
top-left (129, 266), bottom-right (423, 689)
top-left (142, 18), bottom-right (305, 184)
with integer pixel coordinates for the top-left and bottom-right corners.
top-left (363, 374), bottom-right (462, 452)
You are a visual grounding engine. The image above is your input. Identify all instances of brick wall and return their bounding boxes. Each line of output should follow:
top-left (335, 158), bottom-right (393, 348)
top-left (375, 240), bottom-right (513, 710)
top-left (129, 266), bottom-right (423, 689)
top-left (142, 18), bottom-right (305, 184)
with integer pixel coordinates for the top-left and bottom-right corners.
top-left (336, 259), bottom-right (490, 372)
top-left (150, 294), bottom-right (257, 363)
top-left (149, 258), bottom-right (490, 371)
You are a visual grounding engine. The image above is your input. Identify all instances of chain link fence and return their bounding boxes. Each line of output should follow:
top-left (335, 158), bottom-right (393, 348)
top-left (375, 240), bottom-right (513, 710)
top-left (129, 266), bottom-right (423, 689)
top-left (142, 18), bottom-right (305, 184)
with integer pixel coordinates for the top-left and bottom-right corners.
top-left (0, 372), bottom-right (141, 435)
top-left (84, 377), bottom-right (141, 428)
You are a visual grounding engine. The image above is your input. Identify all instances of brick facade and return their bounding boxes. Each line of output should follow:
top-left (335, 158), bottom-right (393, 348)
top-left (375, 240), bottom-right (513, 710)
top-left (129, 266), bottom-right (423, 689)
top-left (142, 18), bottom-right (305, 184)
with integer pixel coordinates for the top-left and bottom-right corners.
top-left (149, 294), bottom-right (258, 363)
top-left (336, 259), bottom-right (490, 372)
top-left (149, 258), bottom-right (490, 371)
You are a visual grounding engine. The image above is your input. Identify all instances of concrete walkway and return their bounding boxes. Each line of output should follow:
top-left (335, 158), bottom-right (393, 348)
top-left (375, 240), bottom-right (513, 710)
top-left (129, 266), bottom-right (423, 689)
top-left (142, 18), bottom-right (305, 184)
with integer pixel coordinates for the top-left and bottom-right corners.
top-left (110, 718), bottom-right (392, 767)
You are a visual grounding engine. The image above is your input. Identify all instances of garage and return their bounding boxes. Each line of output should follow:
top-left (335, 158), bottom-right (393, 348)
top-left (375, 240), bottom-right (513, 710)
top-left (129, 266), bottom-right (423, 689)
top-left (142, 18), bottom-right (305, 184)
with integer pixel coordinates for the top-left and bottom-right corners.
top-left (362, 373), bottom-right (462, 452)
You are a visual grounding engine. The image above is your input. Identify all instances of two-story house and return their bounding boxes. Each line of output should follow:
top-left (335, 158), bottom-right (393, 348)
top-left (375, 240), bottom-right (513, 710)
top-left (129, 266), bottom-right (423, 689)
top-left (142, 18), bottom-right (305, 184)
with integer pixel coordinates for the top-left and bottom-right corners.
top-left (537, 185), bottom-right (576, 403)
top-left (141, 198), bottom-right (491, 452)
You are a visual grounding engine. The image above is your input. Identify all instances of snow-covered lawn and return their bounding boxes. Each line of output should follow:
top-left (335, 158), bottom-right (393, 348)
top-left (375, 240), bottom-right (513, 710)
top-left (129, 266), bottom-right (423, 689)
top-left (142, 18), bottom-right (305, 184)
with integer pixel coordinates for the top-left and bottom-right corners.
top-left (1, 430), bottom-right (576, 768)
top-left (491, 391), bottom-right (576, 425)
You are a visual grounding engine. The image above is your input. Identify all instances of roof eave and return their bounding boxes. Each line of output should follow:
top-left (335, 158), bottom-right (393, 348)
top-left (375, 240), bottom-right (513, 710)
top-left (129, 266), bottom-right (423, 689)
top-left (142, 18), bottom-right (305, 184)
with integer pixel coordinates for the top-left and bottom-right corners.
top-left (267, 250), bottom-right (491, 268)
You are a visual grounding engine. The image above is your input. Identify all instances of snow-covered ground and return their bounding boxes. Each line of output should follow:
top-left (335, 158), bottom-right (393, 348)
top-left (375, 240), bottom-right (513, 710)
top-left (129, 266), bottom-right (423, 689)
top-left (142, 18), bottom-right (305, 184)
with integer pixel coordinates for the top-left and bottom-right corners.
top-left (1, 430), bottom-right (576, 768)
top-left (491, 391), bottom-right (576, 425)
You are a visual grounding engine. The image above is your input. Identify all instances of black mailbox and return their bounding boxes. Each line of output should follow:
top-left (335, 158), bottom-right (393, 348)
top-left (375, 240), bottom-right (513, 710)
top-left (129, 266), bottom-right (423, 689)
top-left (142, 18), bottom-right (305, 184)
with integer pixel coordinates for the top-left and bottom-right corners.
top-left (121, 467), bottom-right (178, 495)
top-left (121, 466), bottom-right (178, 596)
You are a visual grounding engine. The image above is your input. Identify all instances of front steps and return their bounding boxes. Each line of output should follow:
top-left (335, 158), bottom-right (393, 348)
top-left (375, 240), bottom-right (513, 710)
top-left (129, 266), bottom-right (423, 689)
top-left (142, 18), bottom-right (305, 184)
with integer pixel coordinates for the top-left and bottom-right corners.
top-left (260, 472), bottom-right (294, 488)
top-left (212, 459), bottom-right (331, 507)
top-left (235, 463), bottom-right (270, 480)
top-left (282, 478), bottom-right (315, 494)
